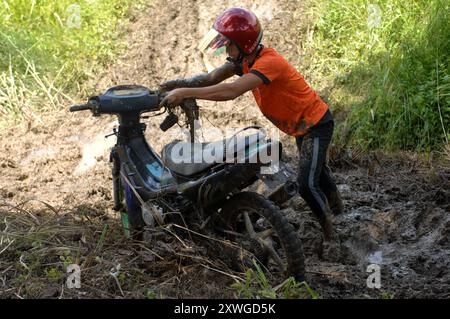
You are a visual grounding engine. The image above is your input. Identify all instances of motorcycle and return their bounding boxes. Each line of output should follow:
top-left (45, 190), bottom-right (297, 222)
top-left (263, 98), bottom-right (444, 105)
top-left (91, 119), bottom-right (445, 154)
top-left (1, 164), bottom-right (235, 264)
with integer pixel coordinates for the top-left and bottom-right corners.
top-left (69, 84), bottom-right (305, 282)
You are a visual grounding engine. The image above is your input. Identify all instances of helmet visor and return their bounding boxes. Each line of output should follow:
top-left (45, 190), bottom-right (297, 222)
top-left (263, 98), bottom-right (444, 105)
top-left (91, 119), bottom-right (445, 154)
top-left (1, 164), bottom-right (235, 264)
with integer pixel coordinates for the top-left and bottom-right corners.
top-left (198, 28), bottom-right (230, 57)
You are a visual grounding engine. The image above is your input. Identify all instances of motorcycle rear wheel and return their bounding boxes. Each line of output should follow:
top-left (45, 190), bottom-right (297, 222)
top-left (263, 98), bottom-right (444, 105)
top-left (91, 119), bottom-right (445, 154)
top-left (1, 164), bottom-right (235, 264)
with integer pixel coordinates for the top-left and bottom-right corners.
top-left (216, 192), bottom-right (306, 282)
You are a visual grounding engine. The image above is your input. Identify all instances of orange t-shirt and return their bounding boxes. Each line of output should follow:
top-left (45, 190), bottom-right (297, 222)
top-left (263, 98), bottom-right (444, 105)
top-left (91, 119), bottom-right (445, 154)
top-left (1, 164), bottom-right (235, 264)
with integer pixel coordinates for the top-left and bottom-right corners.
top-left (241, 47), bottom-right (328, 137)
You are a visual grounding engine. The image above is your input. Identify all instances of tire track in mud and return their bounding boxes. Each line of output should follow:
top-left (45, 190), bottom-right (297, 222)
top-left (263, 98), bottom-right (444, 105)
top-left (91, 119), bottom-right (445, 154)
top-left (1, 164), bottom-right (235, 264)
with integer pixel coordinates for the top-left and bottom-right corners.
top-left (94, 0), bottom-right (301, 152)
top-left (1, 0), bottom-right (449, 298)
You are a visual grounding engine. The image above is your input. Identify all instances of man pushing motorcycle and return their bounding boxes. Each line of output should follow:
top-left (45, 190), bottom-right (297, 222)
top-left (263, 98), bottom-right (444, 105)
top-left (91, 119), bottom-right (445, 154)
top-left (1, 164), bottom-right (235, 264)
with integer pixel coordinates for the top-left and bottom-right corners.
top-left (160, 7), bottom-right (343, 241)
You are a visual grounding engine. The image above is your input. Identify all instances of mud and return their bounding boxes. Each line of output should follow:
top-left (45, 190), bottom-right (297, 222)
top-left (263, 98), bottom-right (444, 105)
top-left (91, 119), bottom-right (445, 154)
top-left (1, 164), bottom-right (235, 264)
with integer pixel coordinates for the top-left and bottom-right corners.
top-left (1, 0), bottom-right (449, 298)
top-left (285, 161), bottom-right (450, 298)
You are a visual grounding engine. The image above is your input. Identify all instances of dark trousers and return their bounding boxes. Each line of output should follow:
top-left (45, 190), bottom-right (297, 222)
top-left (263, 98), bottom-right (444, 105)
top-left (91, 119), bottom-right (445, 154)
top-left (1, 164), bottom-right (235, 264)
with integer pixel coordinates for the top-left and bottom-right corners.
top-left (296, 111), bottom-right (337, 223)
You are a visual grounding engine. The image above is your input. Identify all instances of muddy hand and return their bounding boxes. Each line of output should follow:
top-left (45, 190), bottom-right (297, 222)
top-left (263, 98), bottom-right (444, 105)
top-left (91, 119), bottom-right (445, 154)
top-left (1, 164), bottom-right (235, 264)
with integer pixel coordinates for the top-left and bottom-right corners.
top-left (159, 89), bottom-right (185, 108)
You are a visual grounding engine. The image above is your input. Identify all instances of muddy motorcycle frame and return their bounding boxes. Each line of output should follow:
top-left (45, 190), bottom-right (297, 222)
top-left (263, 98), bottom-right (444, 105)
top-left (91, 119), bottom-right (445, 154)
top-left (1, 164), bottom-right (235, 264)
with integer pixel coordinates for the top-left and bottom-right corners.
top-left (69, 85), bottom-right (305, 281)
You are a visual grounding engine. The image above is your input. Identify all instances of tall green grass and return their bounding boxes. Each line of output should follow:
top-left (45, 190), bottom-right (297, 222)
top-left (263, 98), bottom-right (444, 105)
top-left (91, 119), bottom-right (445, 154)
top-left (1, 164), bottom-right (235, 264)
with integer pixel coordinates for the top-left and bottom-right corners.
top-left (309, 0), bottom-right (449, 152)
top-left (0, 0), bottom-right (143, 122)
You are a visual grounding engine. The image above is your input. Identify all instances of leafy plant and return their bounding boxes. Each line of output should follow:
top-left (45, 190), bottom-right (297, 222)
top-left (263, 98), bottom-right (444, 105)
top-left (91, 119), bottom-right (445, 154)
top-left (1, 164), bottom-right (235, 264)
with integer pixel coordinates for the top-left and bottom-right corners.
top-left (45, 267), bottom-right (63, 280)
top-left (231, 259), bottom-right (319, 299)
top-left (308, 0), bottom-right (449, 152)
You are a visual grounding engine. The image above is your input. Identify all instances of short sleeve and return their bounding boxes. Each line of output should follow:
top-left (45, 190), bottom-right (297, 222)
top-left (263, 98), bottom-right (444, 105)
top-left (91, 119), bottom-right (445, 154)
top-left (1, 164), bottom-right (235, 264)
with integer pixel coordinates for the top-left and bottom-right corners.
top-left (250, 54), bottom-right (282, 84)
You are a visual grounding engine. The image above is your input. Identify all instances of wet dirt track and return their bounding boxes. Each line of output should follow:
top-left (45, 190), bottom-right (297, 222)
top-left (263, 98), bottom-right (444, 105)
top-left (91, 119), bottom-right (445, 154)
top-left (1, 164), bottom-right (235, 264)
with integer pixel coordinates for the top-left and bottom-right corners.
top-left (1, 0), bottom-right (449, 298)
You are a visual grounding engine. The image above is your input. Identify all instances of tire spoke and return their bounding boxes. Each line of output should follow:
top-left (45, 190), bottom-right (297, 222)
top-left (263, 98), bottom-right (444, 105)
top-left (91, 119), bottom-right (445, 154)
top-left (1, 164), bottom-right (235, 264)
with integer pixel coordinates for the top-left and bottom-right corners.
top-left (256, 228), bottom-right (274, 239)
top-left (216, 192), bottom-right (305, 282)
top-left (243, 212), bottom-right (256, 236)
top-left (221, 229), bottom-right (245, 238)
top-left (262, 239), bottom-right (285, 273)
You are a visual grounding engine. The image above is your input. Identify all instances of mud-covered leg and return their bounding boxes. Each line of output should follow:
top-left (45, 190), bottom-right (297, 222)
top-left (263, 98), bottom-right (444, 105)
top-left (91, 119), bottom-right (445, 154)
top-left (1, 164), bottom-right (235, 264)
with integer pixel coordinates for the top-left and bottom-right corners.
top-left (320, 164), bottom-right (344, 215)
top-left (296, 124), bottom-right (334, 240)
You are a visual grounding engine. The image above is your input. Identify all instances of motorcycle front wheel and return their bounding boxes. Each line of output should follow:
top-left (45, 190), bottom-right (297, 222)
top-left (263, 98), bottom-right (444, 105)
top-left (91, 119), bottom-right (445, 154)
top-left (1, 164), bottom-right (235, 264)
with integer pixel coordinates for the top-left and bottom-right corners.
top-left (121, 178), bottom-right (145, 240)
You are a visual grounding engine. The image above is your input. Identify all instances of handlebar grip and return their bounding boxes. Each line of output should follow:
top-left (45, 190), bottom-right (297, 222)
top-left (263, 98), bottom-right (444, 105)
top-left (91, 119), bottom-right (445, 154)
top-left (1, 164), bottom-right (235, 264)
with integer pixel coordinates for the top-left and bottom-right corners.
top-left (69, 104), bottom-right (90, 112)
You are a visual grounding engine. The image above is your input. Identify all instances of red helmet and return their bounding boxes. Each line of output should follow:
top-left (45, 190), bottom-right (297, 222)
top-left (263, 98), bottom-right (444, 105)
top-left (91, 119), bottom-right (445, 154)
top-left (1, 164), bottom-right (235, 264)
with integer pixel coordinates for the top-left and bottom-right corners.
top-left (199, 7), bottom-right (263, 56)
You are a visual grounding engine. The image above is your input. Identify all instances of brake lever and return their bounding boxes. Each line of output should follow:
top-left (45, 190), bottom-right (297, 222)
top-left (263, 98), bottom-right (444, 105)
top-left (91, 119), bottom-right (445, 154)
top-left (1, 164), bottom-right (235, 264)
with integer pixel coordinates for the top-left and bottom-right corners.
top-left (87, 98), bottom-right (100, 116)
top-left (179, 98), bottom-right (199, 143)
top-left (105, 128), bottom-right (118, 138)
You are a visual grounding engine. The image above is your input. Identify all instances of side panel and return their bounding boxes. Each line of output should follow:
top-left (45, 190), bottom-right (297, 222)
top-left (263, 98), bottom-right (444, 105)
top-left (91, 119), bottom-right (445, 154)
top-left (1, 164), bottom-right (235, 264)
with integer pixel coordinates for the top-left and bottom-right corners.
top-left (179, 139), bottom-right (282, 207)
top-left (116, 136), bottom-right (176, 199)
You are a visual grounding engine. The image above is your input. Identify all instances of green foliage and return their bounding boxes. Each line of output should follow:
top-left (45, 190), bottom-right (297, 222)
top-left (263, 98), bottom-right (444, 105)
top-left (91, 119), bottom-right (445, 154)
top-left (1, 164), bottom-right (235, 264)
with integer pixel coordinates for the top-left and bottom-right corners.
top-left (145, 288), bottom-right (157, 299)
top-left (0, 0), bottom-right (141, 120)
top-left (281, 277), bottom-right (320, 299)
top-left (310, 0), bottom-right (449, 151)
top-left (231, 259), bottom-right (319, 299)
top-left (59, 250), bottom-right (74, 270)
top-left (144, 289), bottom-right (165, 299)
top-left (380, 290), bottom-right (395, 299)
top-left (117, 272), bottom-right (126, 285)
top-left (95, 223), bottom-right (109, 252)
top-left (44, 267), bottom-right (63, 280)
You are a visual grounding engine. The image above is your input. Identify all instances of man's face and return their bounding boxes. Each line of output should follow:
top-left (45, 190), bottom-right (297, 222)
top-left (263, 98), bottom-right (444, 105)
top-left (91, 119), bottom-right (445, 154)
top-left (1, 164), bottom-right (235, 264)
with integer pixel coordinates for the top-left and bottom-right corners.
top-left (226, 43), bottom-right (240, 60)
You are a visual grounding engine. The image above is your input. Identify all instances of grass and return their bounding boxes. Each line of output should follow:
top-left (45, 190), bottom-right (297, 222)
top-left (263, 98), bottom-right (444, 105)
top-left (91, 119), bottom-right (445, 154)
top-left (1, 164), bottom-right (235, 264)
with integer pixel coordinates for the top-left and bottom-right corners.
top-left (1, 199), bottom-right (286, 298)
top-left (0, 0), bottom-right (146, 124)
top-left (231, 259), bottom-right (320, 299)
top-left (0, 197), bottom-right (321, 298)
top-left (305, 0), bottom-right (449, 152)
top-left (0, 200), bottom-right (168, 298)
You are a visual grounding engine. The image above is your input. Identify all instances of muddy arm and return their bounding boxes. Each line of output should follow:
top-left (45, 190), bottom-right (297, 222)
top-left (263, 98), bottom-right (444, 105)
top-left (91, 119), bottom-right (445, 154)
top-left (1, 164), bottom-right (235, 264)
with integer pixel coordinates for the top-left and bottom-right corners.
top-left (160, 62), bottom-right (238, 91)
top-left (173, 72), bottom-right (262, 101)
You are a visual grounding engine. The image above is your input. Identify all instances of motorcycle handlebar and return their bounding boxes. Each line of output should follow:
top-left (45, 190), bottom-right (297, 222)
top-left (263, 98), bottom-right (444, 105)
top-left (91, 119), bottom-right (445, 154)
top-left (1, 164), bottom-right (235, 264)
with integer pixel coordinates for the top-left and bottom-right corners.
top-left (68, 90), bottom-right (197, 134)
top-left (69, 104), bottom-right (91, 112)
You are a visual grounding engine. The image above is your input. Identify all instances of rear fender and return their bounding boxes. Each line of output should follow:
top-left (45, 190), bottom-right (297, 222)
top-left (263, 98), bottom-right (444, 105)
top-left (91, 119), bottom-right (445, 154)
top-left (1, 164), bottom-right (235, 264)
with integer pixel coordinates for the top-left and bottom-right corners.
top-left (239, 139), bottom-right (282, 173)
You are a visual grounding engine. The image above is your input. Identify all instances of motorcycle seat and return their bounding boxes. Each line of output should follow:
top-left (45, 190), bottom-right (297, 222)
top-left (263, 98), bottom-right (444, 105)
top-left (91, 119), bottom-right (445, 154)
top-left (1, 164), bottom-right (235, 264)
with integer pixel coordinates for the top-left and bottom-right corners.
top-left (161, 132), bottom-right (265, 176)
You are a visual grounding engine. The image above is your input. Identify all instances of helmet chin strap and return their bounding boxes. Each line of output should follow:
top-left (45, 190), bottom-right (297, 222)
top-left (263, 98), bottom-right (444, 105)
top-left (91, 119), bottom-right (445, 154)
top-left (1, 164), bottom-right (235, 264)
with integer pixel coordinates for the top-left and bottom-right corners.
top-left (227, 44), bottom-right (263, 65)
top-left (226, 49), bottom-right (245, 64)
